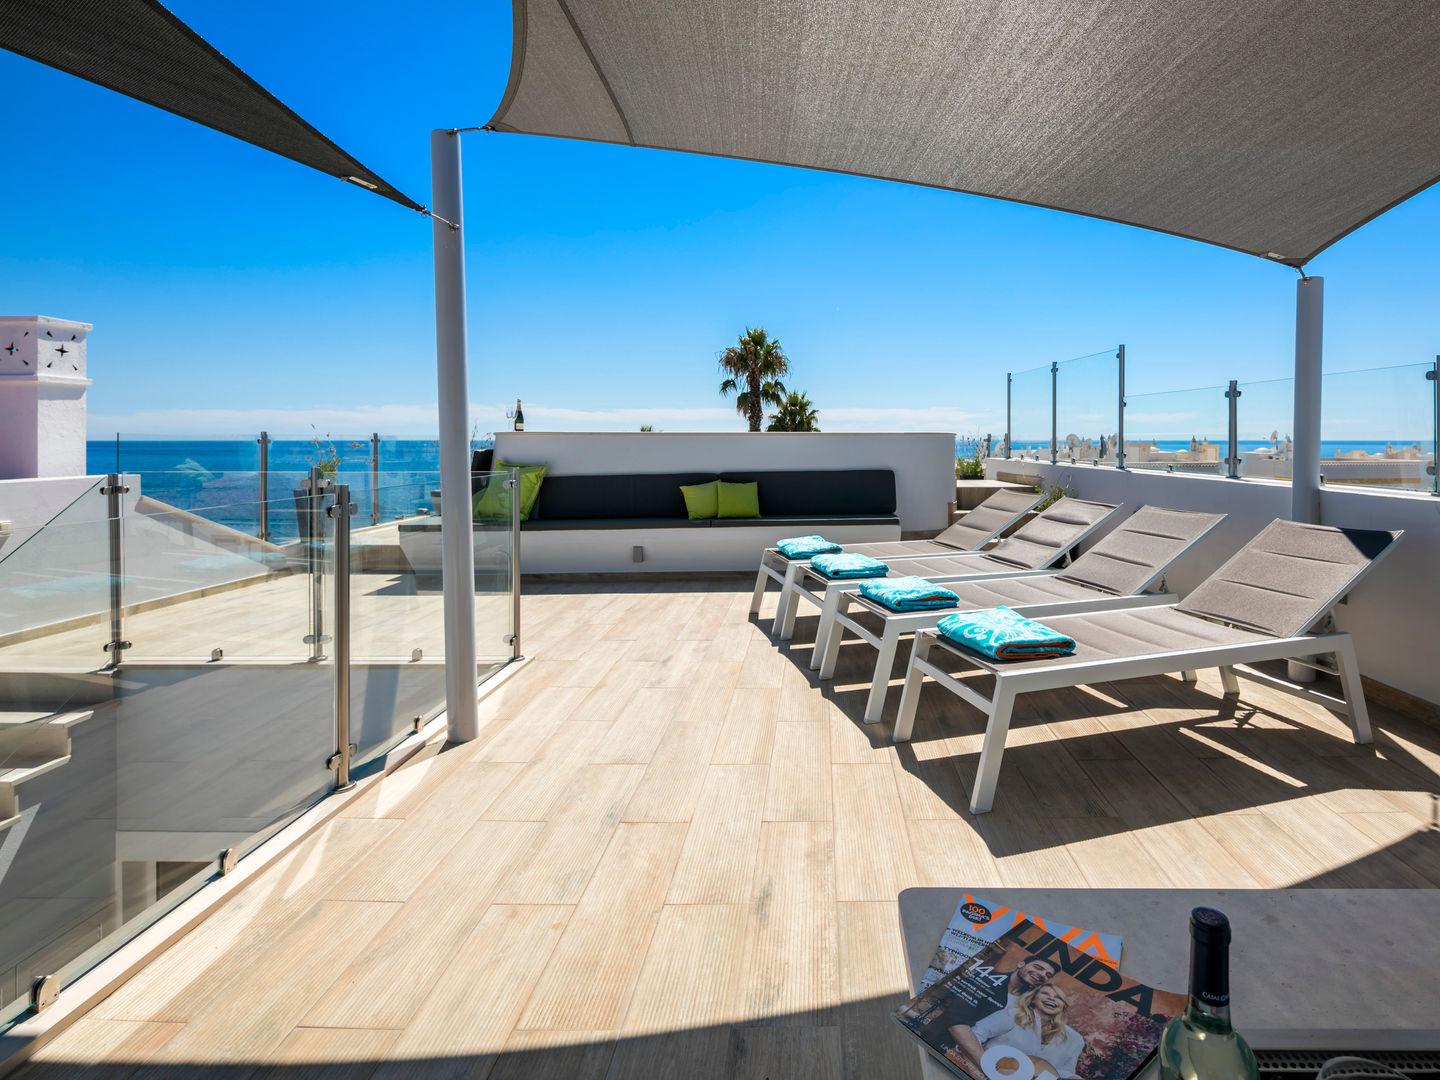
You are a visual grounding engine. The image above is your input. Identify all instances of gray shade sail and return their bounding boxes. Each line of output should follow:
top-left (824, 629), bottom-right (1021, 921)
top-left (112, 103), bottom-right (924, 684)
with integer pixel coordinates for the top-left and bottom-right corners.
top-left (3, 0), bottom-right (423, 212)
top-left (488, 0), bottom-right (1440, 265)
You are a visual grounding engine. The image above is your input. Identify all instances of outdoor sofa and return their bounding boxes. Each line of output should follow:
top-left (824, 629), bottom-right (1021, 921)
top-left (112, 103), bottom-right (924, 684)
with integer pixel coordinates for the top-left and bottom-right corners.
top-left (400, 468), bottom-right (900, 575)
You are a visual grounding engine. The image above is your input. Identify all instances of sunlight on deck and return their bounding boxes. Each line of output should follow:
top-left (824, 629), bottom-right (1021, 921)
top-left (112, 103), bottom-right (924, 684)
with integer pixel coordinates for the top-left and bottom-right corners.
top-left (17, 577), bottom-right (1440, 1080)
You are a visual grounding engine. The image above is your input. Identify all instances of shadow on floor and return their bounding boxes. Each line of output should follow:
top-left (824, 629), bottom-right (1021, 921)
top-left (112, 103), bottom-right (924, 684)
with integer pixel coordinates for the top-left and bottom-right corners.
top-left (758, 609), bottom-right (1440, 872)
top-left (16, 997), bottom-right (921, 1079)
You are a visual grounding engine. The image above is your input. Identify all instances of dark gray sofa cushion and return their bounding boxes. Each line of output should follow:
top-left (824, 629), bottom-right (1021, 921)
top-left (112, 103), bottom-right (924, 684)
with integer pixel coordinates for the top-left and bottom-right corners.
top-left (521, 517), bottom-right (712, 531)
top-left (709, 514), bottom-right (899, 529)
top-left (533, 473), bottom-right (717, 521)
top-left (717, 470), bottom-right (895, 517)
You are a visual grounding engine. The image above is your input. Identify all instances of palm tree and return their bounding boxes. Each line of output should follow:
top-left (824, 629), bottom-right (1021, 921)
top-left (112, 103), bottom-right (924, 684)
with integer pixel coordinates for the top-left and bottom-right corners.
top-left (718, 327), bottom-right (789, 432)
top-left (767, 391), bottom-right (821, 432)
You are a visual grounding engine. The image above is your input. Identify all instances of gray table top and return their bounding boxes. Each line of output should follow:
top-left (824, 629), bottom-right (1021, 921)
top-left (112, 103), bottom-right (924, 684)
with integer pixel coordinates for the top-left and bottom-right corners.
top-left (899, 887), bottom-right (1440, 1071)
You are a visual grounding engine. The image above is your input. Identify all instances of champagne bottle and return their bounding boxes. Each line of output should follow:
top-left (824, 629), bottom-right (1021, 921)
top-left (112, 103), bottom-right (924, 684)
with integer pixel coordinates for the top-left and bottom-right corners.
top-left (1159, 908), bottom-right (1258, 1080)
top-left (513, 398), bottom-right (525, 431)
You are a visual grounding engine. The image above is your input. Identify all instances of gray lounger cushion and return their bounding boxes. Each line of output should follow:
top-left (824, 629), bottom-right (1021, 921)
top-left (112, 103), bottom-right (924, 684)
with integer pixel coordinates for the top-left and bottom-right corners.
top-left (1055, 506), bottom-right (1226, 597)
top-left (983, 498), bottom-right (1120, 570)
top-left (930, 488), bottom-right (1044, 551)
top-left (1175, 520), bottom-right (1400, 638)
top-left (931, 605), bottom-right (1267, 674)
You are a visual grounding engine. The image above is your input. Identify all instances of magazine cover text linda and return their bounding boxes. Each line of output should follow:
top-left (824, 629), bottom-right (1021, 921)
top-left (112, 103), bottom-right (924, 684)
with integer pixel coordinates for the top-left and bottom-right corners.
top-left (895, 920), bottom-right (1184, 1080)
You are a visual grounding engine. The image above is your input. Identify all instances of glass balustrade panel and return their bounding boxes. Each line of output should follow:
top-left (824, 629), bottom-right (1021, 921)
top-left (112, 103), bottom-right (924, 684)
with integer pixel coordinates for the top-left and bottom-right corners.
top-left (1122, 385), bottom-right (1229, 476)
top-left (1007, 364), bottom-right (1053, 461)
top-left (1055, 348), bottom-right (1121, 464)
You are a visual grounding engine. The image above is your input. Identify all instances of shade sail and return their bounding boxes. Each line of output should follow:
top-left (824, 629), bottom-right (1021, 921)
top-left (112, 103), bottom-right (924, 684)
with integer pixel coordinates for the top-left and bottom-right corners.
top-left (2, 0), bottom-right (423, 212)
top-left (488, 0), bottom-right (1440, 265)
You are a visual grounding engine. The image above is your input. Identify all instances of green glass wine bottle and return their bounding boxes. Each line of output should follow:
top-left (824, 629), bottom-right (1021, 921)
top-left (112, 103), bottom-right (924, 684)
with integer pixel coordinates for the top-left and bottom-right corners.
top-left (1159, 908), bottom-right (1259, 1080)
top-left (513, 398), bottom-right (525, 431)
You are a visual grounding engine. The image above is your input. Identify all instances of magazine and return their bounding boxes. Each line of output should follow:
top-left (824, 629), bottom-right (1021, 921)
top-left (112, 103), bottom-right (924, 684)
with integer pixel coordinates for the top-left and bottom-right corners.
top-left (895, 920), bottom-right (1184, 1080)
top-left (917, 894), bottom-right (1124, 993)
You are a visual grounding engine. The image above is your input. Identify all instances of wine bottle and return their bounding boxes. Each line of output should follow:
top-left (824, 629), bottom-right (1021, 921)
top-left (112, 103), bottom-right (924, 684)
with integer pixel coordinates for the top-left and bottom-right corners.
top-left (514, 398), bottom-right (525, 431)
top-left (1158, 908), bottom-right (1258, 1080)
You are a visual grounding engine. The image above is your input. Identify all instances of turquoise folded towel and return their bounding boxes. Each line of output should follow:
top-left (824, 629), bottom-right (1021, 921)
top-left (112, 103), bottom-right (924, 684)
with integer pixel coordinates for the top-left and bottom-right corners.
top-left (936, 606), bottom-right (1076, 660)
top-left (776, 535), bottom-right (842, 559)
top-left (810, 552), bottom-right (889, 579)
top-left (858, 575), bottom-right (960, 611)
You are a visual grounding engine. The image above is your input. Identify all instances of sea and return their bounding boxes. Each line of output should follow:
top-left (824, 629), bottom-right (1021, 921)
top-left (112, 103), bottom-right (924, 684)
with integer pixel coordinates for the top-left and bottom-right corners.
top-left (89, 436), bottom-right (1433, 542)
top-left (87, 437), bottom-right (460, 541)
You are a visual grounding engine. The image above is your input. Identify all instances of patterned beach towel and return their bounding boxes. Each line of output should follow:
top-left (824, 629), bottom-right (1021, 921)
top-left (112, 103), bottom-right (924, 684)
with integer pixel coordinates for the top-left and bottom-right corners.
top-left (810, 552), bottom-right (889, 579)
top-left (776, 535), bottom-right (843, 559)
top-left (937, 606), bottom-right (1076, 660)
top-left (858, 575), bottom-right (960, 611)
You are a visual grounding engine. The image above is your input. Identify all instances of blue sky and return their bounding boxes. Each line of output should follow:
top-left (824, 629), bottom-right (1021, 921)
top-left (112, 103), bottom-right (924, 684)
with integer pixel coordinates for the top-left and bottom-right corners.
top-left (2, 0), bottom-right (1436, 441)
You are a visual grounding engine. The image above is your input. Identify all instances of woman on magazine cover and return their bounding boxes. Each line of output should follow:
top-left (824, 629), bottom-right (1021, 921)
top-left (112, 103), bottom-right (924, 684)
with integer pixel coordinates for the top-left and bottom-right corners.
top-left (950, 984), bottom-right (1086, 1079)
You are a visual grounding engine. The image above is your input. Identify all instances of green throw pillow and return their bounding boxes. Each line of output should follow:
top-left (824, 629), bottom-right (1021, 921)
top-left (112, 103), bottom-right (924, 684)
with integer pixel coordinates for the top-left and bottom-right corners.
top-left (473, 468), bottom-right (545, 522)
top-left (680, 480), bottom-right (719, 520)
top-left (495, 460), bottom-right (548, 520)
top-left (716, 480), bottom-right (760, 519)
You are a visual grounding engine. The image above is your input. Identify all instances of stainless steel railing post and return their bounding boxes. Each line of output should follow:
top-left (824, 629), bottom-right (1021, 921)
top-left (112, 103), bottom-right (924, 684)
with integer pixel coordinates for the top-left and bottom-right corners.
top-left (101, 473), bottom-right (131, 669)
top-left (510, 467), bottom-right (522, 659)
top-left (257, 431), bottom-right (271, 540)
top-left (1428, 358), bottom-right (1438, 496)
top-left (1225, 379), bottom-right (1242, 479)
top-left (1116, 345), bottom-right (1127, 470)
top-left (370, 432), bottom-right (381, 525)
top-left (1050, 361), bottom-right (1059, 465)
top-left (305, 466), bottom-right (329, 661)
top-left (327, 484), bottom-right (356, 790)
top-left (1004, 373), bottom-right (1012, 459)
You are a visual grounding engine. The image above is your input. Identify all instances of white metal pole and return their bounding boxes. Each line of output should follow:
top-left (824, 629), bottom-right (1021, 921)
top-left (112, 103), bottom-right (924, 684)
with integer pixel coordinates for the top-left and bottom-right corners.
top-left (1291, 275), bottom-right (1323, 524)
top-left (431, 129), bottom-right (480, 742)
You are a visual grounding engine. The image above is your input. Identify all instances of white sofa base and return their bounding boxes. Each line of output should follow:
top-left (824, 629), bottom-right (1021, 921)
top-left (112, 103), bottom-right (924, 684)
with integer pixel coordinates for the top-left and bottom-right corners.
top-left (522, 523), bottom-right (901, 574)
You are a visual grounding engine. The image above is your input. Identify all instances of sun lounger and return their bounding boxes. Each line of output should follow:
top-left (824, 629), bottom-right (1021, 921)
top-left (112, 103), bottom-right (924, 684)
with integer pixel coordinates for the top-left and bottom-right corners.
top-left (816, 506), bottom-right (1226, 722)
top-left (794, 497), bottom-right (1122, 657)
top-left (892, 520), bottom-right (1403, 813)
top-left (750, 488), bottom-right (1043, 636)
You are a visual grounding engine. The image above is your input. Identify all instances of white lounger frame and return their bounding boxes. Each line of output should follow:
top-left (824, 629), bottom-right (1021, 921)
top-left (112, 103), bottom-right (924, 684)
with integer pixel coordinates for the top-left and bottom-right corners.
top-left (796, 503), bottom-right (1121, 656)
top-left (893, 615), bottom-right (1372, 814)
top-left (815, 510), bottom-right (1227, 722)
top-left (748, 493), bottom-right (1043, 637)
top-left (817, 587), bottom-right (1177, 723)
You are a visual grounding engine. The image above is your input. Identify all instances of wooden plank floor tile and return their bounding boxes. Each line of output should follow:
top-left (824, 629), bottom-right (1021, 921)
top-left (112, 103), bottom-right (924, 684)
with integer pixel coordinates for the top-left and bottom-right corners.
top-left (16, 1019), bottom-right (183, 1080)
top-left (765, 722), bottom-right (832, 821)
top-left (832, 763), bottom-right (916, 901)
top-left (519, 822), bottom-right (688, 1031)
top-left (490, 1030), bottom-right (617, 1080)
top-left (140, 900), bottom-right (399, 1067)
top-left (732, 1025), bottom-right (844, 1080)
top-left (837, 901), bottom-right (923, 1080)
top-left (592, 686), bottom-right (682, 764)
top-left (621, 904), bottom-right (748, 1035)
top-left (302, 819), bottom-right (545, 1030)
top-left (376, 904), bottom-right (573, 1080)
top-left (905, 818), bottom-right (1003, 889)
top-left (90, 816), bottom-right (403, 1023)
top-left (622, 720), bottom-right (723, 823)
top-left (490, 764), bottom-right (646, 905)
top-left (741, 821), bottom-right (838, 1023)
top-left (667, 764), bottom-right (767, 904)
top-left (253, 1027), bottom-right (400, 1080)
top-left (712, 688), bottom-right (778, 765)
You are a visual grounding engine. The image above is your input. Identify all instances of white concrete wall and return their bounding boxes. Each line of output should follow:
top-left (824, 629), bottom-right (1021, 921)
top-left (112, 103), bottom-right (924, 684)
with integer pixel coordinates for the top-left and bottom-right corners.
top-left (988, 457), bottom-right (1440, 707)
top-left (491, 431), bottom-right (956, 531)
